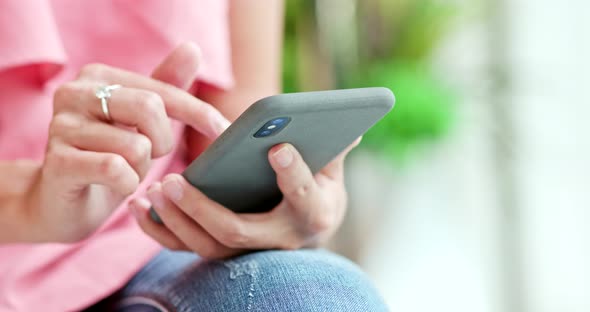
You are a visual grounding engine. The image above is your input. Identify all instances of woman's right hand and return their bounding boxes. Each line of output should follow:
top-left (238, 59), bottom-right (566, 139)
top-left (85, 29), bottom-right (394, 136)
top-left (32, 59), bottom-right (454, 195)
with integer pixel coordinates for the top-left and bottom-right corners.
top-left (23, 43), bottom-right (229, 243)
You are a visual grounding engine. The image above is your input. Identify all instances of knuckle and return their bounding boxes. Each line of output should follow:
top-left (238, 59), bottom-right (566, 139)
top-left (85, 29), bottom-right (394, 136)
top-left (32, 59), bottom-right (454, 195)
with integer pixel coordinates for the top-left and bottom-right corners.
top-left (133, 91), bottom-right (171, 156)
top-left (43, 143), bottom-right (69, 172)
top-left (159, 137), bottom-right (174, 156)
top-left (219, 223), bottom-right (249, 248)
top-left (184, 196), bottom-right (207, 219)
top-left (308, 212), bottom-right (334, 234)
top-left (53, 82), bottom-right (79, 111)
top-left (120, 180), bottom-right (139, 196)
top-left (135, 91), bottom-right (164, 118)
top-left (79, 63), bottom-right (108, 79)
top-left (49, 113), bottom-right (81, 137)
top-left (99, 154), bottom-right (128, 180)
top-left (126, 135), bottom-right (152, 165)
top-left (124, 174), bottom-right (140, 195)
top-left (285, 181), bottom-right (314, 199)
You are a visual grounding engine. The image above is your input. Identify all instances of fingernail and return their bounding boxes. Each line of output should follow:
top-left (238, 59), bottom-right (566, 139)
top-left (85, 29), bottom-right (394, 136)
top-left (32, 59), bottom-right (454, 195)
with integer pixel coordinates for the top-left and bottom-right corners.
top-left (273, 145), bottom-right (293, 168)
top-left (162, 178), bottom-right (183, 201)
top-left (352, 136), bottom-right (363, 147)
top-left (209, 112), bottom-right (230, 137)
top-left (135, 198), bottom-right (151, 209)
top-left (147, 185), bottom-right (165, 209)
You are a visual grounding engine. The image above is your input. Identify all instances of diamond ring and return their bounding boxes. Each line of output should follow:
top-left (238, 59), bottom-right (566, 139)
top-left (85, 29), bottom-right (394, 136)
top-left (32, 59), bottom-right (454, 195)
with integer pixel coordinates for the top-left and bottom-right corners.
top-left (95, 84), bottom-right (121, 121)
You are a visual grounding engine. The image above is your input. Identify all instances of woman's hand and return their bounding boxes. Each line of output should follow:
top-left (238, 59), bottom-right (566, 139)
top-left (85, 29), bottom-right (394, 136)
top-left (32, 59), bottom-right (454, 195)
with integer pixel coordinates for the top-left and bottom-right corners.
top-left (24, 43), bottom-right (230, 243)
top-left (130, 138), bottom-right (361, 259)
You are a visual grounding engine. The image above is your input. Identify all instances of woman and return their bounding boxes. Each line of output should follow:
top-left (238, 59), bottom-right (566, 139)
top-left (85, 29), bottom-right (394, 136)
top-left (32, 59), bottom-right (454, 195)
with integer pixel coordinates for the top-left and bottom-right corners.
top-left (0, 1), bottom-right (387, 311)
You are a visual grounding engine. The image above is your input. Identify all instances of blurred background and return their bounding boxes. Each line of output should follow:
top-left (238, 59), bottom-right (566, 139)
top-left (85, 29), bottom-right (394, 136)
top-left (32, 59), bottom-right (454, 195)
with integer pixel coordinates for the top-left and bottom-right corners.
top-left (282, 0), bottom-right (590, 311)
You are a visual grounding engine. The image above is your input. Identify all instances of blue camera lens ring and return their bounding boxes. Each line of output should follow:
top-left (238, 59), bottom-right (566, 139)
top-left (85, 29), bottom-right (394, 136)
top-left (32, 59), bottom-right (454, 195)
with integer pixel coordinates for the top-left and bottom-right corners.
top-left (271, 118), bottom-right (286, 125)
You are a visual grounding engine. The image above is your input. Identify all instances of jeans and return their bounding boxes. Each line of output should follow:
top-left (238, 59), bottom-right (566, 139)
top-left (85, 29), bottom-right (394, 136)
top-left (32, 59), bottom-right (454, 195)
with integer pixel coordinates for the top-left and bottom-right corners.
top-left (86, 249), bottom-right (388, 312)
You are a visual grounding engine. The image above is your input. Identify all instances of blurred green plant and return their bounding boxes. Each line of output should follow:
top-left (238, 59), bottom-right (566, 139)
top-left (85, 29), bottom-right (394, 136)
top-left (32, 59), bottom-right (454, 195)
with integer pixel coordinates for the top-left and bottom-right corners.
top-left (282, 0), bottom-right (307, 93)
top-left (354, 60), bottom-right (455, 160)
top-left (283, 0), bottom-right (458, 162)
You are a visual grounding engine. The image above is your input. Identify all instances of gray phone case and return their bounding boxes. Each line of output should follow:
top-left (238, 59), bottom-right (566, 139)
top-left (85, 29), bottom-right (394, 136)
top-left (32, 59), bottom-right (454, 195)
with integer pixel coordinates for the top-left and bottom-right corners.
top-left (150, 87), bottom-right (394, 222)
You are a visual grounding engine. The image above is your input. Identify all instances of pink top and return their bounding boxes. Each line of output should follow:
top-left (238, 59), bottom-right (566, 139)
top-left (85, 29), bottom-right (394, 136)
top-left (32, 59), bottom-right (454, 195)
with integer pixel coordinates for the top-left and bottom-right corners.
top-left (0, 1), bottom-right (233, 311)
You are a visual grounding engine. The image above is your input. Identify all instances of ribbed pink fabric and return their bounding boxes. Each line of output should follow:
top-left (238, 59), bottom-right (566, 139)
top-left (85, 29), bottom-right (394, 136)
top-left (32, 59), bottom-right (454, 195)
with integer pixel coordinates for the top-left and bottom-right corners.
top-left (0, 1), bottom-right (232, 311)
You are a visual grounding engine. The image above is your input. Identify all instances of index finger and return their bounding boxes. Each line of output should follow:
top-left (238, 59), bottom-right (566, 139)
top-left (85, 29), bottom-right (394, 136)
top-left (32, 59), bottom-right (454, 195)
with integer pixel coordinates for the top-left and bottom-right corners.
top-left (78, 63), bottom-right (230, 139)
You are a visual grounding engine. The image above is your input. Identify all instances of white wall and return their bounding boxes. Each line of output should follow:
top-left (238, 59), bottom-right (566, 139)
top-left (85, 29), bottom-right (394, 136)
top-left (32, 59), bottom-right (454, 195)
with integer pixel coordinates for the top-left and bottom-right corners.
top-left (348, 11), bottom-right (504, 310)
top-left (350, 0), bottom-right (590, 311)
top-left (507, 0), bottom-right (590, 311)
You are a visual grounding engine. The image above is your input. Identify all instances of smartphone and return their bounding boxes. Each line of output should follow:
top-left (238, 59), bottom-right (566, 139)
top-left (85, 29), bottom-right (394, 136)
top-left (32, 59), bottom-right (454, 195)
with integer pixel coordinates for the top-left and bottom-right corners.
top-left (150, 87), bottom-right (395, 223)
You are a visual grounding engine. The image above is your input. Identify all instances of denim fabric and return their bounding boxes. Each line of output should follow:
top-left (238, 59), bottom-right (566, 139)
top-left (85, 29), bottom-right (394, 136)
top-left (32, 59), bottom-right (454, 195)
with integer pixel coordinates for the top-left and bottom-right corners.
top-left (87, 249), bottom-right (388, 312)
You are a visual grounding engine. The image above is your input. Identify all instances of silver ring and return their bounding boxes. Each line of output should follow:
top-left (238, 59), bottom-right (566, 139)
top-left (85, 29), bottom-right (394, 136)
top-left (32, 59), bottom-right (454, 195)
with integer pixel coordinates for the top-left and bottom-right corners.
top-left (95, 84), bottom-right (121, 121)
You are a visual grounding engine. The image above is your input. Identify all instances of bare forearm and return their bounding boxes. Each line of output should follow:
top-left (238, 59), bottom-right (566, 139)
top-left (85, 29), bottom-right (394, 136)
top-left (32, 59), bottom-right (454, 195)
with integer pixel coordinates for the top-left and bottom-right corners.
top-left (0, 160), bottom-right (39, 243)
top-left (187, 1), bottom-right (284, 158)
top-left (201, 1), bottom-right (283, 118)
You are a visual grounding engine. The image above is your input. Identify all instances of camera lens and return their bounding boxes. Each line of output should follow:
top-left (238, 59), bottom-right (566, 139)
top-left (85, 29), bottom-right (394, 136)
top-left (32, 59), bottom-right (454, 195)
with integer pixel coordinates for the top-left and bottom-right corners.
top-left (271, 118), bottom-right (285, 125)
top-left (254, 117), bottom-right (291, 138)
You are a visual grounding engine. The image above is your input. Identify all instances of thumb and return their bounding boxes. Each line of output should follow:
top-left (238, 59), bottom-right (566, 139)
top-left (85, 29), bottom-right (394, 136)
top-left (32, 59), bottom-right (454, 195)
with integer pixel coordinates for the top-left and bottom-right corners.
top-left (151, 42), bottom-right (201, 90)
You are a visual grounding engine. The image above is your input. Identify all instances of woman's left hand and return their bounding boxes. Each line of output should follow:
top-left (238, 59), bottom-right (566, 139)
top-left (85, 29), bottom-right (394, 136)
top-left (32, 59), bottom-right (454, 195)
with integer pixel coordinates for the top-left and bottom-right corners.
top-left (129, 138), bottom-right (361, 259)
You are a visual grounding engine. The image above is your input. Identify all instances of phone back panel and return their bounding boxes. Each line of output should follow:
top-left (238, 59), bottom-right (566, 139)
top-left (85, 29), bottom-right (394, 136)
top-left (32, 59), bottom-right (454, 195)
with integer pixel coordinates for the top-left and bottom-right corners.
top-left (182, 87), bottom-right (395, 213)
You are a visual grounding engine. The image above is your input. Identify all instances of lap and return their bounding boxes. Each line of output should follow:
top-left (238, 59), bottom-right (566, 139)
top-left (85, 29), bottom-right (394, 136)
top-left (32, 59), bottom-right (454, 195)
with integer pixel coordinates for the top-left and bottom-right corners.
top-left (89, 249), bottom-right (388, 312)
